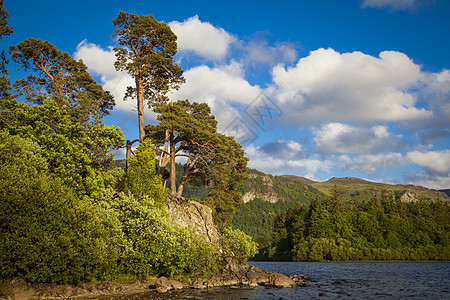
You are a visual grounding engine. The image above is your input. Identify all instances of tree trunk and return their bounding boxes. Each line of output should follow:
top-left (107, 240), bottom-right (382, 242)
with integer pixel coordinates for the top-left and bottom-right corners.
top-left (169, 134), bottom-right (177, 196)
top-left (136, 74), bottom-right (145, 141)
top-left (158, 129), bottom-right (170, 176)
top-left (176, 165), bottom-right (191, 197)
top-left (125, 139), bottom-right (139, 173)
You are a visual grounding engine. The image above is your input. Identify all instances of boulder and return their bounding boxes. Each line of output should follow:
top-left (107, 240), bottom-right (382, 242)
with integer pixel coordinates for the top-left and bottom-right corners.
top-left (165, 197), bottom-right (222, 245)
top-left (269, 273), bottom-right (296, 288)
top-left (155, 276), bottom-right (171, 293)
top-left (168, 279), bottom-right (183, 290)
top-left (192, 279), bottom-right (207, 289)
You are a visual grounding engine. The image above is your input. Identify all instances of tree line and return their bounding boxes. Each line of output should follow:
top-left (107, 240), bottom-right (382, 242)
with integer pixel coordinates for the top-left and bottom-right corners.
top-left (261, 189), bottom-right (449, 261)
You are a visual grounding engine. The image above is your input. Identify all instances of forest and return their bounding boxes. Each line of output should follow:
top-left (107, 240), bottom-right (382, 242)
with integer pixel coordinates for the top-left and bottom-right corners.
top-left (260, 190), bottom-right (449, 261)
top-left (0, 5), bottom-right (257, 284)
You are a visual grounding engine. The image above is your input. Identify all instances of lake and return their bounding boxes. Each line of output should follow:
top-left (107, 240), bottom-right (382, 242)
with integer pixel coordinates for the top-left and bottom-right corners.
top-left (102, 261), bottom-right (449, 299)
top-left (172, 261), bottom-right (449, 299)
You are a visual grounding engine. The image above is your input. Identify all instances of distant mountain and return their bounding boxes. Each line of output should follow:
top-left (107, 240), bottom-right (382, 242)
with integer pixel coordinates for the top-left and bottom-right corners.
top-left (280, 175), bottom-right (318, 185)
top-left (311, 176), bottom-right (449, 203)
top-left (233, 170), bottom-right (449, 247)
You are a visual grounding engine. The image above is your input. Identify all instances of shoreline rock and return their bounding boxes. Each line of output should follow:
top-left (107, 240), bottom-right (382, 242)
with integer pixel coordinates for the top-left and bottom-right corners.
top-left (0, 263), bottom-right (310, 299)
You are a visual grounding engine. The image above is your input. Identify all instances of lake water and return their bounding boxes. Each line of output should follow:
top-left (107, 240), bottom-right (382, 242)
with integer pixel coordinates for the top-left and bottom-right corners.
top-left (172, 261), bottom-right (449, 299)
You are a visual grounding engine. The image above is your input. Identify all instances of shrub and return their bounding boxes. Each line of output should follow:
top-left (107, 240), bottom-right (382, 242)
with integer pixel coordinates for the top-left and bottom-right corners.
top-left (96, 189), bottom-right (219, 278)
top-left (222, 228), bottom-right (259, 263)
top-left (0, 132), bottom-right (117, 283)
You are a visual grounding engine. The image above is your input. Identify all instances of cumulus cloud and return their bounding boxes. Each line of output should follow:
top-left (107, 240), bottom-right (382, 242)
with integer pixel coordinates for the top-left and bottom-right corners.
top-left (169, 15), bottom-right (235, 60)
top-left (242, 39), bottom-right (297, 67)
top-left (245, 143), bottom-right (332, 180)
top-left (405, 173), bottom-right (450, 190)
top-left (360, 0), bottom-right (435, 11)
top-left (260, 140), bottom-right (302, 159)
top-left (273, 48), bottom-right (432, 125)
top-left (313, 122), bottom-right (404, 154)
top-left (403, 150), bottom-right (450, 189)
top-left (169, 62), bottom-right (262, 129)
top-left (407, 150), bottom-right (450, 174)
top-left (339, 153), bottom-right (405, 174)
top-left (403, 69), bottom-right (450, 143)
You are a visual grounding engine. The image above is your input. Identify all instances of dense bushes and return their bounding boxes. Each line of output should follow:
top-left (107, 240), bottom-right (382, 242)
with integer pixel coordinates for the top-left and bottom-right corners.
top-left (1, 133), bottom-right (254, 283)
top-left (222, 228), bottom-right (258, 264)
top-left (0, 132), bottom-right (117, 283)
top-left (96, 188), bottom-right (219, 278)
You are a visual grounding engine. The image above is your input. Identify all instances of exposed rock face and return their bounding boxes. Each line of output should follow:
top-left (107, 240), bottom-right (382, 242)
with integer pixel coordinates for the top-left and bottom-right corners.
top-left (400, 191), bottom-right (419, 203)
top-left (242, 173), bottom-right (285, 203)
top-left (164, 196), bottom-right (222, 245)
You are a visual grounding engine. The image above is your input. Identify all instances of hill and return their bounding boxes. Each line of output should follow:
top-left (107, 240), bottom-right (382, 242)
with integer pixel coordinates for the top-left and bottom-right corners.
top-left (311, 177), bottom-right (449, 203)
top-left (232, 171), bottom-right (449, 247)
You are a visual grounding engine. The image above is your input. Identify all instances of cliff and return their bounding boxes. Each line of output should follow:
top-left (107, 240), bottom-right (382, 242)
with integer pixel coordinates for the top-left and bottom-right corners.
top-left (164, 196), bottom-right (222, 246)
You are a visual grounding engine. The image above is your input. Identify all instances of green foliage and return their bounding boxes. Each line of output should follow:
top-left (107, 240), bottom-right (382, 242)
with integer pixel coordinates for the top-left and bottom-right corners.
top-left (146, 100), bottom-right (248, 228)
top-left (0, 0), bottom-right (13, 38)
top-left (124, 138), bottom-right (166, 206)
top-left (0, 133), bottom-right (117, 283)
top-left (222, 228), bottom-right (259, 264)
top-left (0, 99), bottom-right (124, 197)
top-left (96, 189), bottom-right (219, 278)
top-left (9, 38), bottom-right (115, 120)
top-left (266, 192), bottom-right (450, 261)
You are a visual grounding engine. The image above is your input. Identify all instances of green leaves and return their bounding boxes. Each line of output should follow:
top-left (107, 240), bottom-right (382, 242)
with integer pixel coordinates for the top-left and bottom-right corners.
top-left (9, 38), bottom-right (115, 120)
top-left (1, 99), bottom-right (125, 197)
top-left (97, 189), bottom-right (219, 278)
top-left (223, 228), bottom-right (259, 264)
top-left (0, 133), bottom-right (117, 283)
top-left (124, 138), bottom-right (166, 205)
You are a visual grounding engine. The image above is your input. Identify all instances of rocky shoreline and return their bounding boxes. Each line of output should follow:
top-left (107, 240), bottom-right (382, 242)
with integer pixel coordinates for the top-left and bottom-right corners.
top-left (1, 262), bottom-right (310, 300)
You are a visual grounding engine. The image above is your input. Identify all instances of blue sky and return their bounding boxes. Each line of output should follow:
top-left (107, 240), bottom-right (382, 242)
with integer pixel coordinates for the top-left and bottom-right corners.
top-left (2, 0), bottom-right (450, 189)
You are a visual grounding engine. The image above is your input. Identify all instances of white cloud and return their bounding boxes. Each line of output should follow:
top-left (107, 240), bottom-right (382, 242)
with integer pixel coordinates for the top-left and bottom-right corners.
top-left (273, 48), bottom-right (432, 125)
top-left (406, 174), bottom-right (450, 190)
top-left (313, 122), bottom-right (403, 154)
top-left (339, 153), bottom-right (405, 174)
top-left (169, 15), bottom-right (235, 60)
top-left (407, 150), bottom-right (450, 174)
top-left (360, 0), bottom-right (433, 11)
top-left (243, 40), bottom-right (297, 67)
top-left (169, 62), bottom-right (262, 129)
top-left (245, 144), bottom-right (332, 180)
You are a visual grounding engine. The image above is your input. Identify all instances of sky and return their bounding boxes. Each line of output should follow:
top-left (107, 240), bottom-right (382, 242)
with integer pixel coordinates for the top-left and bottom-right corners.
top-left (2, 0), bottom-right (450, 189)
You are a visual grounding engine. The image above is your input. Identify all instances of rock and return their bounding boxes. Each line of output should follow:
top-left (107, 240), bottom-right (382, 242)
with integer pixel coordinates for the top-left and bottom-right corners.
top-left (269, 273), bottom-right (296, 288)
top-left (165, 197), bottom-right (222, 245)
top-left (168, 279), bottom-right (183, 290)
top-left (156, 286), bottom-right (169, 293)
top-left (247, 269), bottom-right (270, 285)
top-left (155, 276), bottom-right (172, 293)
top-left (192, 279), bottom-right (207, 289)
top-left (9, 279), bottom-right (36, 300)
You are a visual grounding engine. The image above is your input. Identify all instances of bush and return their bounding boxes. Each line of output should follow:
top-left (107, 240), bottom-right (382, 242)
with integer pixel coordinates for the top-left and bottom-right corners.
top-left (0, 132), bottom-right (117, 283)
top-left (96, 188), bottom-right (219, 278)
top-left (223, 228), bottom-right (259, 263)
